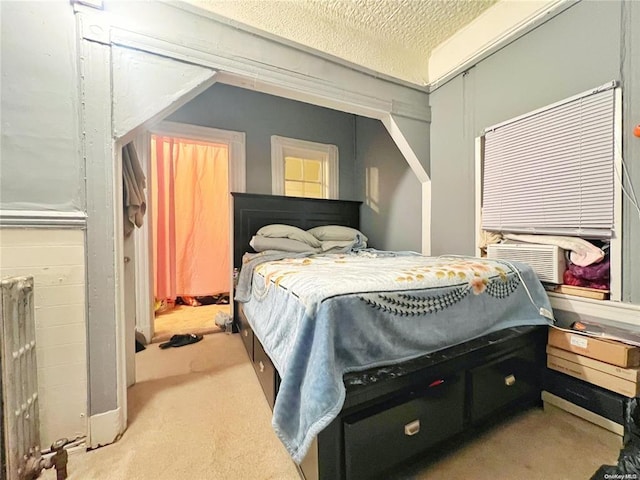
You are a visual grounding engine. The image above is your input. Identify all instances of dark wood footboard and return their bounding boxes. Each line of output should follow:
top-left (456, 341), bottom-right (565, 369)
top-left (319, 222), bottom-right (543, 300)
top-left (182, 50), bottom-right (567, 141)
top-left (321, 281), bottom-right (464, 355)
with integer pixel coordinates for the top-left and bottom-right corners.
top-left (237, 305), bottom-right (547, 480)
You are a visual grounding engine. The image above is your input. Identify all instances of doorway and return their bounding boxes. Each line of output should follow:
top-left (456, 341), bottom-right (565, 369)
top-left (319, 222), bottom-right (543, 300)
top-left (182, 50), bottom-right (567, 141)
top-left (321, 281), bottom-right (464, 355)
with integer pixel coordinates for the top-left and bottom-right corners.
top-left (133, 121), bottom-right (246, 346)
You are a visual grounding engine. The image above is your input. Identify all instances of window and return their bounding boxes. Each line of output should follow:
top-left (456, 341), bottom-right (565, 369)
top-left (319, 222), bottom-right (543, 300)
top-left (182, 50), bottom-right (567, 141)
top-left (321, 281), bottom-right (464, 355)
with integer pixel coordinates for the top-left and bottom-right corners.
top-left (476, 81), bottom-right (623, 301)
top-left (271, 136), bottom-right (338, 199)
top-left (481, 82), bottom-right (617, 238)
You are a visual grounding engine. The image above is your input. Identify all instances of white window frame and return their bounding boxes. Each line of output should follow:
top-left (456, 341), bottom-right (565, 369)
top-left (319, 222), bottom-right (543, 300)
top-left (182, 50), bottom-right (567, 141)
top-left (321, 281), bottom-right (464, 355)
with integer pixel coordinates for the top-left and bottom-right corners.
top-left (271, 135), bottom-right (339, 199)
top-left (475, 85), bottom-right (627, 317)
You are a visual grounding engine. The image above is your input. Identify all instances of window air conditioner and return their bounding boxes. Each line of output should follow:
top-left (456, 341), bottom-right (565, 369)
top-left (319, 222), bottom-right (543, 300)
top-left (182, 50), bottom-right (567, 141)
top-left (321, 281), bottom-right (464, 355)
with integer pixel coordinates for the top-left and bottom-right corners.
top-left (487, 243), bottom-right (566, 284)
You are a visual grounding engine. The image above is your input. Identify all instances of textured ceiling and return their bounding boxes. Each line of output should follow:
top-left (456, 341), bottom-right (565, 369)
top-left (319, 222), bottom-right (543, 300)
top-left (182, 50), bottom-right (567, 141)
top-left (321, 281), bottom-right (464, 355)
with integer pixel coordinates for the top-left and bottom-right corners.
top-left (183, 0), bottom-right (498, 86)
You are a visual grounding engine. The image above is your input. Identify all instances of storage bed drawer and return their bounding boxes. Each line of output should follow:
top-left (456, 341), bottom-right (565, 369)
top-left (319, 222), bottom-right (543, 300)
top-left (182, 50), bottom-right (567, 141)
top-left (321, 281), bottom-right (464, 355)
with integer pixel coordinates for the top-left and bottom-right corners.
top-left (344, 375), bottom-right (464, 480)
top-left (470, 346), bottom-right (539, 423)
top-left (236, 304), bottom-right (254, 361)
top-left (253, 339), bottom-right (279, 410)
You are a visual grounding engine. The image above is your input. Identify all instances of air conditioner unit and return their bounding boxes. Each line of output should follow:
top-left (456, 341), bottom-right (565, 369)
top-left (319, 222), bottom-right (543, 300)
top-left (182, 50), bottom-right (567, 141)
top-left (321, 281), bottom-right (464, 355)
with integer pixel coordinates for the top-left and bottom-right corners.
top-left (487, 243), bottom-right (566, 284)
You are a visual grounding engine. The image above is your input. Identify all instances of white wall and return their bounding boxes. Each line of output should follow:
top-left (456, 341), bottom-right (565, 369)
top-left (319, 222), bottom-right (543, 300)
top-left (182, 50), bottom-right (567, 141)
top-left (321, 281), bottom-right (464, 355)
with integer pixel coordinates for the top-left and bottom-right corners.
top-left (0, 229), bottom-right (87, 447)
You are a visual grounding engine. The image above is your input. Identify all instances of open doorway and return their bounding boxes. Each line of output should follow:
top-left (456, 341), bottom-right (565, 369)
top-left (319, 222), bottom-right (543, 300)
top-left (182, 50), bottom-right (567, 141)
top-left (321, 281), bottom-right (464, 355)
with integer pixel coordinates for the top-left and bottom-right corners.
top-left (132, 121), bottom-right (246, 346)
top-left (150, 132), bottom-right (230, 342)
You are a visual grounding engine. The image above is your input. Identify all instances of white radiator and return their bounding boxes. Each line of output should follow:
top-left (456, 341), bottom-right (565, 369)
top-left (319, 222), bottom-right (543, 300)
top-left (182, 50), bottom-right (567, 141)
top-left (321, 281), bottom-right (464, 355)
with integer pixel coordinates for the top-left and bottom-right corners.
top-left (487, 243), bottom-right (566, 284)
top-left (1, 276), bottom-right (41, 480)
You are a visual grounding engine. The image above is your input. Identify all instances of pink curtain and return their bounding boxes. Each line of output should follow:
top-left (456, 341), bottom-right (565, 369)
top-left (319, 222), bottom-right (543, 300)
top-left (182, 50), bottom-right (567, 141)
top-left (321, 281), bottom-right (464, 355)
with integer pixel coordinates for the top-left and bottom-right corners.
top-left (152, 135), bottom-right (230, 301)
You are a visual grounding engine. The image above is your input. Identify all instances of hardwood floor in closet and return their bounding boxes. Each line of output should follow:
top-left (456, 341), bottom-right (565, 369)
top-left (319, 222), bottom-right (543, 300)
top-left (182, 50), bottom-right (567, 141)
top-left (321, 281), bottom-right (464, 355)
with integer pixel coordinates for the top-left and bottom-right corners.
top-left (153, 304), bottom-right (229, 342)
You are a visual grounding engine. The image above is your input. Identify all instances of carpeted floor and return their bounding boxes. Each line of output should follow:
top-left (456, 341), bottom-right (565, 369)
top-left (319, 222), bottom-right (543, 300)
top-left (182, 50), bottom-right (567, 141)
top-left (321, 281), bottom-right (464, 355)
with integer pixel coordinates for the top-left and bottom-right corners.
top-left (46, 333), bottom-right (619, 480)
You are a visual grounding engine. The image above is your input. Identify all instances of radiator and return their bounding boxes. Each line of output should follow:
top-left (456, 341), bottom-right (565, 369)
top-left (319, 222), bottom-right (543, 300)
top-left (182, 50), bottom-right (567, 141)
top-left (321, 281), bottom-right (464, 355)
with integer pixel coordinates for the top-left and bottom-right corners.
top-left (1, 276), bottom-right (41, 480)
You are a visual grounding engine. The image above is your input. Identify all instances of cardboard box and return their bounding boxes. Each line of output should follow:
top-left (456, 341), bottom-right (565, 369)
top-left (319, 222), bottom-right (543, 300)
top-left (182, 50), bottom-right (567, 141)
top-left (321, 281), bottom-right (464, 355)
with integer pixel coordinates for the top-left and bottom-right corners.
top-left (547, 354), bottom-right (639, 397)
top-left (547, 327), bottom-right (640, 368)
top-left (547, 346), bottom-right (640, 382)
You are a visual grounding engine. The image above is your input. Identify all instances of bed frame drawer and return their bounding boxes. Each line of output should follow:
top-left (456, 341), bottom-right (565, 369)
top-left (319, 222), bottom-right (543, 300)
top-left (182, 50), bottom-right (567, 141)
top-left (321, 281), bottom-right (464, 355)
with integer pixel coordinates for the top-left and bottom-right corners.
top-left (236, 304), bottom-right (254, 361)
top-left (469, 346), bottom-right (540, 423)
top-left (343, 375), bottom-right (464, 480)
top-left (253, 340), bottom-right (279, 410)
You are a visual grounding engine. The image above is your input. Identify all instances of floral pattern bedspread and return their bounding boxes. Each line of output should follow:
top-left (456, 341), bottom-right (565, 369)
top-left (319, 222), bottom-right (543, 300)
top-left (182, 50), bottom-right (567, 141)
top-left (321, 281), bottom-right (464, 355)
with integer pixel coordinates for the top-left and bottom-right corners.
top-left (235, 250), bottom-right (553, 463)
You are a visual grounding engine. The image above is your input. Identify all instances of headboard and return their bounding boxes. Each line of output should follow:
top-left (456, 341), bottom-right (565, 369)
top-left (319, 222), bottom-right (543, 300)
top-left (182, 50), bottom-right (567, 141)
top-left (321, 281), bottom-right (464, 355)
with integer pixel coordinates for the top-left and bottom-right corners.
top-left (231, 192), bottom-right (362, 270)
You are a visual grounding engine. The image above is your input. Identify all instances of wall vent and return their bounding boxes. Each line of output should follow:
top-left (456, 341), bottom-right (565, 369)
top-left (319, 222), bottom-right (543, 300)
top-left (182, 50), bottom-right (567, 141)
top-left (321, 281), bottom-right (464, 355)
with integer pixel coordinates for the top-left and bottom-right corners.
top-left (487, 243), bottom-right (566, 284)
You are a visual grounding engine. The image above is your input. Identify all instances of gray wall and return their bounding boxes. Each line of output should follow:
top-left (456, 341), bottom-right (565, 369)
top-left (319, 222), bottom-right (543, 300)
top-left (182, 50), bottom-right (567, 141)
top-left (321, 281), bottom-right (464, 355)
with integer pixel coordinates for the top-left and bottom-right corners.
top-left (168, 83), bottom-right (358, 199)
top-left (168, 83), bottom-right (422, 251)
top-left (0, 1), bottom-right (82, 212)
top-left (429, 0), bottom-right (640, 303)
top-left (356, 117), bottom-right (422, 252)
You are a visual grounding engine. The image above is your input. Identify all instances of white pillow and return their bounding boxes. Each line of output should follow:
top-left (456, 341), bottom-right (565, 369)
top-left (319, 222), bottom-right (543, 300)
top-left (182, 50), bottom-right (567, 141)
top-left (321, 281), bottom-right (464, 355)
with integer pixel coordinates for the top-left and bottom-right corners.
top-left (249, 236), bottom-right (319, 253)
top-left (307, 225), bottom-right (368, 243)
top-left (256, 224), bottom-right (322, 248)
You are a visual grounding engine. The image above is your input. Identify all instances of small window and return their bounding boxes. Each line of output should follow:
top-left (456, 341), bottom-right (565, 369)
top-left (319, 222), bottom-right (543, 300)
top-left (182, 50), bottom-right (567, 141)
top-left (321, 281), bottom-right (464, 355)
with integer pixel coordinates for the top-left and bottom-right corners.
top-left (271, 136), bottom-right (338, 199)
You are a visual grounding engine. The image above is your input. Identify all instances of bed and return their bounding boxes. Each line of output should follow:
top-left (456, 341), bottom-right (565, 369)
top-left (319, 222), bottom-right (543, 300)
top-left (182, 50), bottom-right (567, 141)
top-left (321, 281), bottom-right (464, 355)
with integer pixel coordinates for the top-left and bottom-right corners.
top-left (231, 192), bottom-right (553, 480)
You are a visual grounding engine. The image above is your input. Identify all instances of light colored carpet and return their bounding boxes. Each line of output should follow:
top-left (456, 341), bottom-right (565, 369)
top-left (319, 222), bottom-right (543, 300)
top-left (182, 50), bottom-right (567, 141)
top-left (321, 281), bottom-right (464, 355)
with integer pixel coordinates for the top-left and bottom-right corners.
top-left (47, 334), bottom-right (619, 480)
top-left (152, 304), bottom-right (229, 343)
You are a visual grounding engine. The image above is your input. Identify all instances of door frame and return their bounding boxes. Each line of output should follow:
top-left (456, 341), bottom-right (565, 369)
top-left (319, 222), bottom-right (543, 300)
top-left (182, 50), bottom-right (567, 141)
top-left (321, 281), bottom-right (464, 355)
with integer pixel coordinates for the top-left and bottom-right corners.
top-left (133, 121), bottom-right (246, 344)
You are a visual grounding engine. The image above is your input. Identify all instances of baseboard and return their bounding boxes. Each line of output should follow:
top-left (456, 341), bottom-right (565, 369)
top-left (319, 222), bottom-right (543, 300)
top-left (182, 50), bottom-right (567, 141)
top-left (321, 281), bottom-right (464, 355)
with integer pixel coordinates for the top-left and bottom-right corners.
top-left (88, 407), bottom-right (124, 448)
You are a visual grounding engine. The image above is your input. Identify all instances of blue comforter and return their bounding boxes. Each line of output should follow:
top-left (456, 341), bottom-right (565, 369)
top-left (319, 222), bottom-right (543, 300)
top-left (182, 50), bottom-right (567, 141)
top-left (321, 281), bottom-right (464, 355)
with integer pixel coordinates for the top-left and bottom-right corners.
top-left (235, 250), bottom-right (553, 463)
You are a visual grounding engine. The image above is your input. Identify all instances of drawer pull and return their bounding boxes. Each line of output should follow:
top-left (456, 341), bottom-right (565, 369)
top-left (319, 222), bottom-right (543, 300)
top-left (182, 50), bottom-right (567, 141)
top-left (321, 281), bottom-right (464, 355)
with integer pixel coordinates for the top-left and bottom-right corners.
top-left (505, 374), bottom-right (516, 386)
top-left (243, 330), bottom-right (248, 337)
top-left (404, 420), bottom-right (420, 436)
top-left (259, 361), bottom-right (265, 373)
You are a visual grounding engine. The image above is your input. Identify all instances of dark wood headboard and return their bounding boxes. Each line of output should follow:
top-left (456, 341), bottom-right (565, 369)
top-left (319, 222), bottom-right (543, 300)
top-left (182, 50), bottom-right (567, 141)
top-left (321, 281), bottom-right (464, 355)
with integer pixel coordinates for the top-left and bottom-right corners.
top-left (231, 192), bottom-right (362, 270)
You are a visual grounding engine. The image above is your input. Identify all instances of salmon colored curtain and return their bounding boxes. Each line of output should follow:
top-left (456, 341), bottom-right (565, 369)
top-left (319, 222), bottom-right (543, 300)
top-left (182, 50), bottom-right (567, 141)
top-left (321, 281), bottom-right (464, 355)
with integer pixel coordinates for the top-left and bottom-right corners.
top-left (152, 135), bottom-right (230, 301)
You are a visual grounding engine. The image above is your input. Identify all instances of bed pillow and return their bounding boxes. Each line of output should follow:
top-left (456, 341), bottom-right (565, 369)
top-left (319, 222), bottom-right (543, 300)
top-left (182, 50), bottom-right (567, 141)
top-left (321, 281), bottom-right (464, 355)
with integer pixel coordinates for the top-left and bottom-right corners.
top-left (307, 225), bottom-right (368, 243)
top-left (320, 240), bottom-right (356, 252)
top-left (249, 235), bottom-right (320, 253)
top-left (256, 224), bottom-right (322, 248)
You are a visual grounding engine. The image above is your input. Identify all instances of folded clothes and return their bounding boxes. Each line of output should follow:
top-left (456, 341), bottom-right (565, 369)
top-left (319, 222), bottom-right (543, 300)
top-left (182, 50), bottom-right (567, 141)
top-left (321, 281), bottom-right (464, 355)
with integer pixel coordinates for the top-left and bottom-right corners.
top-left (564, 269), bottom-right (609, 291)
top-left (568, 258), bottom-right (610, 282)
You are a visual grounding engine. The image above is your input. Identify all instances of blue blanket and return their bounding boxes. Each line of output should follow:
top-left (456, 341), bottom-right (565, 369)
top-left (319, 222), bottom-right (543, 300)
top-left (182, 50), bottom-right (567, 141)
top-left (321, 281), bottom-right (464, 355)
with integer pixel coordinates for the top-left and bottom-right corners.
top-left (235, 251), bottom-right (553, 463)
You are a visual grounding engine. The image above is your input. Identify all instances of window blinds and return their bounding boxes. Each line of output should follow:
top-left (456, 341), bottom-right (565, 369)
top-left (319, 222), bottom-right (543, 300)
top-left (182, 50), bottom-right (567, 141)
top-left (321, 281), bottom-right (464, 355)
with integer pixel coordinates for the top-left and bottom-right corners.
top-left (482, 84), bottom-right (616, 238)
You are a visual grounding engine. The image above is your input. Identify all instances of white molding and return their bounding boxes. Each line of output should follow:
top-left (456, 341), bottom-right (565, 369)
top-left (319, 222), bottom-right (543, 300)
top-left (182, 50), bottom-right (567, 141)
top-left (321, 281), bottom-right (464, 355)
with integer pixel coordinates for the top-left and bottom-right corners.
top-left (379, 115), bottom-right (431, 254)
top-left (0, 210), bottom-right (87, 228)
top-left (271, 135), bottom-right (339, 199)
top-left (474, 136), bottom-right (484, 257)
top-left (103, 5), bottom-right (430, 122)
top-left (428, 0), bottom-right (576, 91)
top-left (88, 408), bottom-right (123, 448)
top-left (421, 181), bottom-right (431, 256)
top-left (610, 86), bottom-right (623, 302)
top-left (113, 140), bottom-right (128, 436)
top-left (133, 133), bottom-right (154, 344)
top-left (549, 293), bottom-right (640, 328)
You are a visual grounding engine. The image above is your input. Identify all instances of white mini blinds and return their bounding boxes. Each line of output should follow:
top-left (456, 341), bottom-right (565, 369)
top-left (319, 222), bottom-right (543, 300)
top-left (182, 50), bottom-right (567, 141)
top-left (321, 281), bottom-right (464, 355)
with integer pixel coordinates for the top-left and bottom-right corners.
top-left (481, 82), bottom-right (617, 238)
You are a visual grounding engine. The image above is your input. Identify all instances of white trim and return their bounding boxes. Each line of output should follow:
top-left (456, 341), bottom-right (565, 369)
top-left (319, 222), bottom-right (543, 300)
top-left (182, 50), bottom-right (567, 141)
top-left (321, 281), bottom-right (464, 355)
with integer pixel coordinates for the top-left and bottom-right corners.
top-left (427, 0), bottom-right (576, 91)
top-left (0, 210), bottom-right (87, 228)
top-left (271, 135), bottom-right (339, 199)
top-left (421, 182), bottom-right (431, 256)
top-left (88, 408), bottom-right (123, 448)
top-left (474, 136), bottom-right (484, 257)
top-left (379, 115), bottom-right (431, 254)
top-left (549, 293), bottom-right (640, 328)
top-left (133, 133), bottom-right (154, 343)
top-left (610, 87), bottom-right (623, 302)
top-left (113, 140), bottom-right (128, 442)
